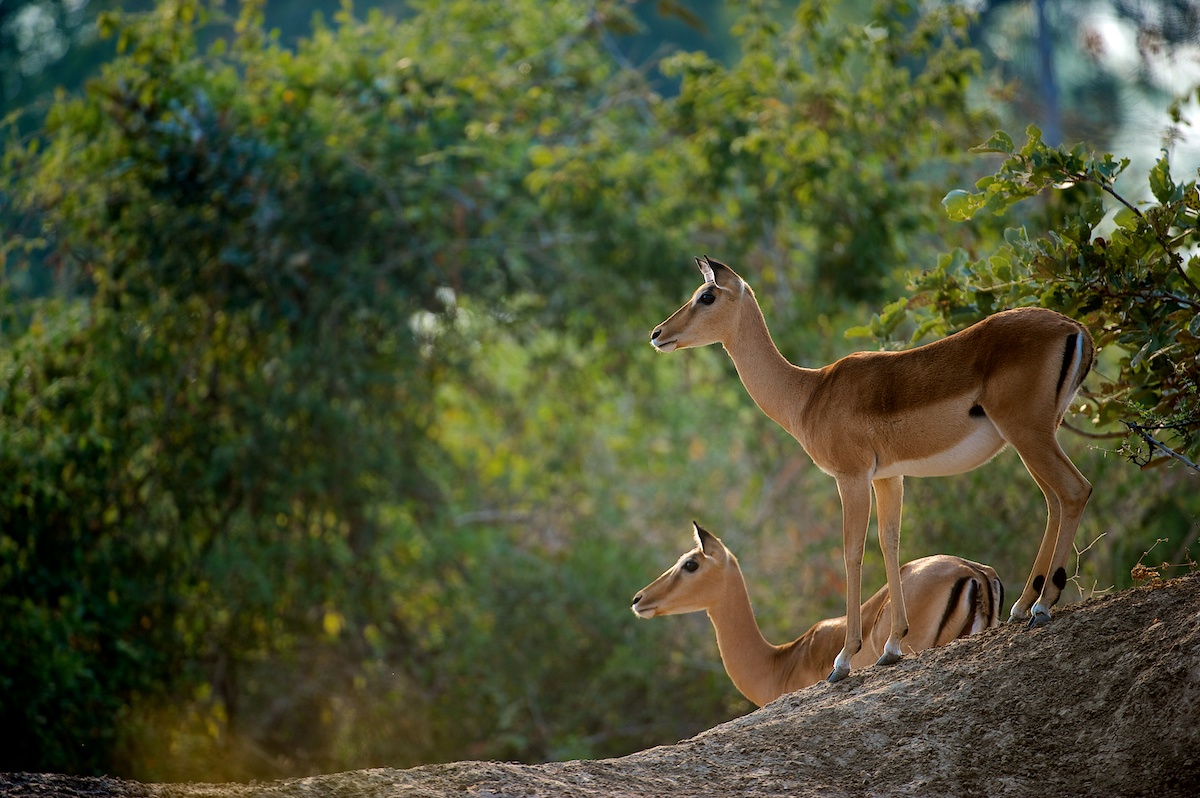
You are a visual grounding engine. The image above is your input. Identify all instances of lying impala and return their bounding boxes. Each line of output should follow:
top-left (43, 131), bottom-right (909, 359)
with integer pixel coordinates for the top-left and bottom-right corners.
top-left (632, 523), bottom-right (1003, 706)
top-left (652, 257), bottom-right (1093, 682)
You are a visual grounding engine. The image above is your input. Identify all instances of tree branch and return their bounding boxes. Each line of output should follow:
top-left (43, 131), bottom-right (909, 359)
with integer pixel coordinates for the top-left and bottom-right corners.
top-left (1061, 420), bottom-right (1124, 440)
top-left (1122, 420), bottom-right (1200, 475)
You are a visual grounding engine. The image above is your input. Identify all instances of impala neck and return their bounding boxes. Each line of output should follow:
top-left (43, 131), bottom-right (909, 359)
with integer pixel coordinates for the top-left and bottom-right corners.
top-left (722, 289), bottom-right (812, 435)
top-left (706, 562), bottom-right (786, 708)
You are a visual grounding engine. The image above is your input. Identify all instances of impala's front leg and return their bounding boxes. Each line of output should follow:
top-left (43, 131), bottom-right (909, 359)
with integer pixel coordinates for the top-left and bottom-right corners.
top-left (829, 474), bottom-right (872, 683)
top-left (872, 475), bottom-right (908, 665)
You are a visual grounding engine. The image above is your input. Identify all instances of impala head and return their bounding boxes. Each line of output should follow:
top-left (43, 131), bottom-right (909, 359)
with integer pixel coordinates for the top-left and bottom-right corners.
top-left (650, 256), bottom-right (748, 353)
top-left (631, 522), bottom-right (735, 619)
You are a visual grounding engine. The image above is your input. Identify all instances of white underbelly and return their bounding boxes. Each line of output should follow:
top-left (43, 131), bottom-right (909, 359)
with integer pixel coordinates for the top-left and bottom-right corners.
top-left (873, 423), bottom-right (1006, 479)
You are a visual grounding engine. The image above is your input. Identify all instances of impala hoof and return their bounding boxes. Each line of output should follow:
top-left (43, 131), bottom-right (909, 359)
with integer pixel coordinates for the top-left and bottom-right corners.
top-left (827, 665), bottom-right (850, 683)
top-left (876, 651), bottom-right (903, 667)
top-left (1027, 607), bottom-right (1052, 629)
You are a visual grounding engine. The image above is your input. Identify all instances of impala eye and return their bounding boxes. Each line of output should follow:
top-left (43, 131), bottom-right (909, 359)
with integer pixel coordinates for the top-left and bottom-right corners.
top-left (682, 559), bottom-right (699, 572)
top-left (699, 291), bottom-right (715, 306)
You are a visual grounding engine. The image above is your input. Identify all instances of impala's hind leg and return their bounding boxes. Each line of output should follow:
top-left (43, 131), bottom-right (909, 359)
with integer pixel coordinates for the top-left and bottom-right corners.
top-left (1028, 452), bottom-right (1090, 625)
top-left (1007, 432), bottom-right (1092, 626)
top-left (1008, 466), bottom-right (1061, 623)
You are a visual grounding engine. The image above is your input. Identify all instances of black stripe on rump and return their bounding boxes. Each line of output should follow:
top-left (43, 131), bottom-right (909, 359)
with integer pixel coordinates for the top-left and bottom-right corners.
top-left (955, 578), bottom-right (980, 639)
top-left (980, 572), bottom-right (999, 627)
top-left (1056, 332), bottom-right (1080, 396)
top-left (937, 577), bottom-right (970, 642)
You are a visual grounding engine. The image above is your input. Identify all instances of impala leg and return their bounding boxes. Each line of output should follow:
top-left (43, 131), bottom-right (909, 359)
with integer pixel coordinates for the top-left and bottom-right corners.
top-left (1007, 466), bottom-right (1060, 623)
top-left (1028, 448), bottom-right (1090, 625)
top-left (830, 475), bottom-right (872, 683)
top-left (872, 476), bottom-right (908, 666)
top-left (1008, 434), bottom-right (1092, 627)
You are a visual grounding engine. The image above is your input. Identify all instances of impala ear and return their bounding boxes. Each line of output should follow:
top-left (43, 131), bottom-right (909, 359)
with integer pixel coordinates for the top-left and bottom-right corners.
top-left (701, 255), bottom-right (739, 288)
top-left (692, 521), bottom-right (721, 557)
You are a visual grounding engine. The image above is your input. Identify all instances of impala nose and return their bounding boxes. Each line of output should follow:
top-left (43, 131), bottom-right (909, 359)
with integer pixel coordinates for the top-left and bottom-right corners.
top-left (631, 592), bottom-right (643, 606)
top-left (651, 328), bottom-right (661, 340)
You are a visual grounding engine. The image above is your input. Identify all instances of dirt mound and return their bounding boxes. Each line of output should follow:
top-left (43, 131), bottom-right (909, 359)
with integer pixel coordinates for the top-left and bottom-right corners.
top-left (5, 573), bottom-right (1199, 798)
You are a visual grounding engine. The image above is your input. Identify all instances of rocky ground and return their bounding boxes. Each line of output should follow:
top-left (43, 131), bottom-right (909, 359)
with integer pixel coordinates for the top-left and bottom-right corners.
top-left (4, 572), bottom-right (1199, 798)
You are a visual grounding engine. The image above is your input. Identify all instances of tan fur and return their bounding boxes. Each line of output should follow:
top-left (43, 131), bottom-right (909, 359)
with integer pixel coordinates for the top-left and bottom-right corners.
top-left (632, 524), bottom-right (1003, 706)
top-left (651, 257), bottom-right (1092, 681)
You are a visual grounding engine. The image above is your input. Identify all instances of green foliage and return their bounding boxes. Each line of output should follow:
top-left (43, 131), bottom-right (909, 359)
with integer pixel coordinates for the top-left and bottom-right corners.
top-left (0, 302), bottom-right (143, 768)
top-left (650, 0), bottom-right (992, 304)
top-left (1, 0), bottom-right (652, 776)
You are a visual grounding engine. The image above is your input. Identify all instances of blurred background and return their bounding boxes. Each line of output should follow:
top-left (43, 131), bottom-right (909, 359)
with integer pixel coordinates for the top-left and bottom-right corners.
top-left (1, 0), bottom-right (1198, 782)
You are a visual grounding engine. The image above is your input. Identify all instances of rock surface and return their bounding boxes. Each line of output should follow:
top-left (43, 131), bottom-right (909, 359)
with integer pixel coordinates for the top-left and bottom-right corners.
top-left (4, 572), bottom-right (1199, 797)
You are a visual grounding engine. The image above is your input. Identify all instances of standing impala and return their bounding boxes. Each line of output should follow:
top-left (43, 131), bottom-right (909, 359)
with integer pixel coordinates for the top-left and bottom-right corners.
top-left (651, 256), bottom-right (1093, 682)
top-left (632, 523), bottom-right (1003, 706)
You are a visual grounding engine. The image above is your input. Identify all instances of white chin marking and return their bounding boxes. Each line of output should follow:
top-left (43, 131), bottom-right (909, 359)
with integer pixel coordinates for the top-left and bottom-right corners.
top-left (652, 340), bottom-right (678, 353)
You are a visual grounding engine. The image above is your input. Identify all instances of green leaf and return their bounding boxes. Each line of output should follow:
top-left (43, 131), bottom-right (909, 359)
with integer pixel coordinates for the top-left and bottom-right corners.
top-left (877, 297), bottom-right (909, 338)
top-left (1114, 207), bottom-right (1141, 231)
top-left (844, 324), bottom-right (874, 339)
top-left (1003, 226), bottom-right (1029, 248)
top-left (942, 188), bottom-right (983, 221)
top-left (1148, 154), bottom-right (1178, 204)
top-left (969, 129), bottom-right (1014, 154)
top-left (1081, 197), bottom-right (1105, 227)
top-left (1021, 124), bottom-right (1044, 152)
top-left (988, 251), bottom-right (1012, 281)
top-left (1187, 255), bottom-right (1200, 286)
top-left (912, 316), bottom-right (946, 341)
